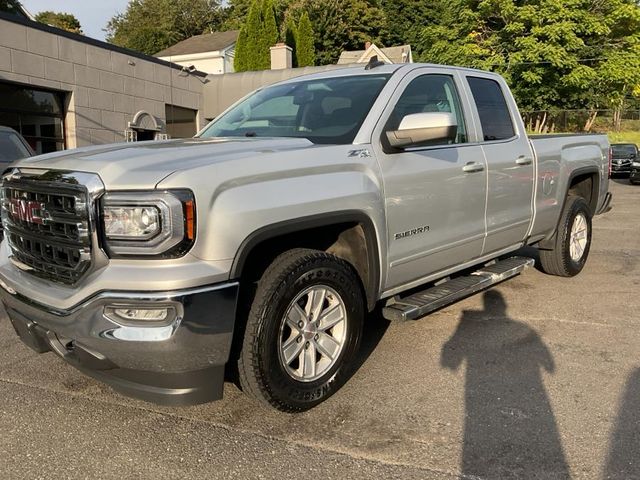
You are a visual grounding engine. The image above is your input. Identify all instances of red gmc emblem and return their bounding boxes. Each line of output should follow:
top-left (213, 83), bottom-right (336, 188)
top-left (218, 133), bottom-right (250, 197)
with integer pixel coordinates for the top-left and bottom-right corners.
top-left (8, 198), bottom-right (46, 225)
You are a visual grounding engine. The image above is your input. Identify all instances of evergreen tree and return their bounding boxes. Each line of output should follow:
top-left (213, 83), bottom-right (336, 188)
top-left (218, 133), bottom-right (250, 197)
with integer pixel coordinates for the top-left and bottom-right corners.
top-left (285, 0), bottom-right (385, 65)
top-left (284, 15), bottom-right (298, 67)
top-left (234, 0), bottom-right (283, 71)
top-left (234, 25), bottom-right (249, 71)
top-left (261, 0), bottom-right (279, 69)
top-left (296, 12), bottom-right (315, 67)
top-left (235, 0), bottom-right (262, 70)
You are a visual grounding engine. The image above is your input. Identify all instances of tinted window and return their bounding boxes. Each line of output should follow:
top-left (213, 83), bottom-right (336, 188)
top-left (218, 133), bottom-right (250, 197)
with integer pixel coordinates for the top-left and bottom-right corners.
top-left (0, 131), bottom-right (31, 162)
top-left (387, 74), bottom-right (467, 145)
top-left (0, 82), bottom-right (66, 154)
top-left (611, 144), bottom-right (637, 156)
top-left (468, 77), bottom-right (515, 141)
top-left (200, 75), bottom-right (390, 145)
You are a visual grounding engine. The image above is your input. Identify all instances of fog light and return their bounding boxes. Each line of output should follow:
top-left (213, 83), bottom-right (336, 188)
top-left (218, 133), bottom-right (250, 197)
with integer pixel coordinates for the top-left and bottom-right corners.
top-left (114, 308), bottom-right (168, 321)
top-left (104, 305), bottom-right (177, 326)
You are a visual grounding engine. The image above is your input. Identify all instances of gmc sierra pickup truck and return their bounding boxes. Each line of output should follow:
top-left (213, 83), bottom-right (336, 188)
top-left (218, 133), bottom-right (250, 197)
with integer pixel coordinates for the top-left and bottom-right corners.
top-left (0, 63), bottom-right (611, 412)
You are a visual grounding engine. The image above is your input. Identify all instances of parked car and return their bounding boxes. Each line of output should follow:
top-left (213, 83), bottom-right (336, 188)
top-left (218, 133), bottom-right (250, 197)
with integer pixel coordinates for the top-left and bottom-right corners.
top-left (623, 144), bottom-right (640, 184)
top-left (0, 126), bottom-right (34, 163)
top-left (610, 143), bottom-right (638, 177)
top-left (0, 127), bottom-right (34, 239)
top-left (0, 63), bottom-right (611, 412)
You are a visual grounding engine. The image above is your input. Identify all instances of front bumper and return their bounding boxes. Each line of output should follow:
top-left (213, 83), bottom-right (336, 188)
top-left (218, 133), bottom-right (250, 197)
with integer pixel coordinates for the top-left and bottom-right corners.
top-left (1, 280), bottom-right (239, 406)
top-left (611, 161), bottom-right (631, 175)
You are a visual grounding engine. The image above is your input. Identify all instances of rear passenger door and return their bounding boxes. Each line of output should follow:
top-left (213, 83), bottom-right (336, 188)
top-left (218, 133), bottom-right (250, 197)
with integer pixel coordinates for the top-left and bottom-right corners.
top-left (465, 75), bottom-right (535, 254)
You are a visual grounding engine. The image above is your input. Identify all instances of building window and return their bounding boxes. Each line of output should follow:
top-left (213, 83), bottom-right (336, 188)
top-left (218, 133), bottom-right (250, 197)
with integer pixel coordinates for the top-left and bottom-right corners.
top-left (0, 82), bottom-right (66, 154)
top-left (165, 105), bottom-right (198, 138)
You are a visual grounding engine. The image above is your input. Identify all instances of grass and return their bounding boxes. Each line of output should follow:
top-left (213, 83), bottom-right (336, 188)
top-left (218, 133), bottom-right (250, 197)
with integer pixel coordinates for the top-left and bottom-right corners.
top-left (608, 131), bottom-right (640, 145)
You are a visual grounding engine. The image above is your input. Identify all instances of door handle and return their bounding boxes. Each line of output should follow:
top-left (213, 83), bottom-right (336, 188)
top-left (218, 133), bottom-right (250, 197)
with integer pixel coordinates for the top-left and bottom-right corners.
top-left (462, 162), bottom-right (485, 173)
top-left (516, 155), bottom-right (533, 166)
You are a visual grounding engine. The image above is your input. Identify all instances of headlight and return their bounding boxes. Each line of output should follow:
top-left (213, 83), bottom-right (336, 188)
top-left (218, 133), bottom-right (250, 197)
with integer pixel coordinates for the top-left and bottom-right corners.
top-left (632, 161), bottom-right (640, 167)
top-left (104, 206), bottom-right (162, 240)
top-left (101, 190), bottom-right (195, 257)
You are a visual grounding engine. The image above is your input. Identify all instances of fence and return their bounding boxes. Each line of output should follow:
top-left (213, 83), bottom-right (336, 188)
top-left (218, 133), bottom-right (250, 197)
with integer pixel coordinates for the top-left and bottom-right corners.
top-left (521, 110), bottom-right (640, 134)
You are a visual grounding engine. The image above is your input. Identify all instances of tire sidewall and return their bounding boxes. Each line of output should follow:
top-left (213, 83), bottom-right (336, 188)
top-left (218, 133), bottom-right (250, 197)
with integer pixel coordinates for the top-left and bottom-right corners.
top-left (255, 258), bottom-right (364, 410)
top-left (560, 197), bottom-right (592, 276)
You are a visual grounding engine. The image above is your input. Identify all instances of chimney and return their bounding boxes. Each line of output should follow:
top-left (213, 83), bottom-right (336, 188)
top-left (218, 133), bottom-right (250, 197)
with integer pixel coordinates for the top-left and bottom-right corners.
top-left (365, 41), bottom-right (372, 50)
top-left (270, 43), bottom-right (293, 70)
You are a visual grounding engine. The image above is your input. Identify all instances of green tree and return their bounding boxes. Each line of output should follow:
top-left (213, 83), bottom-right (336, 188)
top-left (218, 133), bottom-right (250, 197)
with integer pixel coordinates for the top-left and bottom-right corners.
top-left (380, 0), bottom-right (443, 56)
top-left (234, 23), bottom-right (250, 71)
top-left (260, 0), bottom-right (279, 69)
top-left (106, 0), bottom-right (224, 55)
top-left (234, 0), bottom-right (262, 71)
top-left (222, 0), bottom-right (290, 30)
top-left (34, 11), bottom-right (83, 34)
top-left (234, 0), bottom-right (282, 71)
top-left (286, 0), bottom-right (386, 65)
top-left (284, 15), bottom-right (298, 66)
top-left (418, 0), bottom-right (640, 132)
top-left (295, 12), bottom-right (315, 67)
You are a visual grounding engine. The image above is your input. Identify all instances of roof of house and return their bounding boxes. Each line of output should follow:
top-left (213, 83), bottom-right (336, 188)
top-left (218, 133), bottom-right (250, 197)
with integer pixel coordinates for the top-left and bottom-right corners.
top-left (155, 30), bottom-right (239, 57)
top-left (337, 44), bottom-right (412, 64)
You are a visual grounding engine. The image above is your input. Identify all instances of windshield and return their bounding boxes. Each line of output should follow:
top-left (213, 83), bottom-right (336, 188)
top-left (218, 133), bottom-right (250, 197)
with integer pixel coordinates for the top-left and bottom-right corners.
top-left (612, 144), bottom-right (637, 156)
top-left (0, 131), bottom-right (31, 163)
top-left (199, 74), bottom-right (391, 145)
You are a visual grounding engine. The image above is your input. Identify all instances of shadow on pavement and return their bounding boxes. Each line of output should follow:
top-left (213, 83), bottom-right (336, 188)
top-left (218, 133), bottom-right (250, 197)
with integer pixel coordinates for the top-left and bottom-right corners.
top-left (441, 290), bottom-right (570, 479)
top-left (610, 177), bottom-right (633, 186)
top-left (351, 307), bottom-right (390, 374)
top-left (603, 367), bottom-right (640, 479)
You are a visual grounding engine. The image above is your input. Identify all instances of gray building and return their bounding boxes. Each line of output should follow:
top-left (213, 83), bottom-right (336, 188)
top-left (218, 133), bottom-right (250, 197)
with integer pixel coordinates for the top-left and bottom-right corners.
top-left (0, 11), bottom-right (206, 154)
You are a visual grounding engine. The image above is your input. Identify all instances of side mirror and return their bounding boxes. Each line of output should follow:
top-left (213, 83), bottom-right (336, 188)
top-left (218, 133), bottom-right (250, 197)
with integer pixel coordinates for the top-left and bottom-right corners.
top-left (386, 112), bottom-right (458, 149)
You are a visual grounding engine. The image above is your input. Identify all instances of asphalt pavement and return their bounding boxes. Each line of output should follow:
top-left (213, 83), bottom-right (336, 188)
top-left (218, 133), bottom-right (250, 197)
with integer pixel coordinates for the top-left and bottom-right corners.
top-left (0, 179), bottom-right (638, 479)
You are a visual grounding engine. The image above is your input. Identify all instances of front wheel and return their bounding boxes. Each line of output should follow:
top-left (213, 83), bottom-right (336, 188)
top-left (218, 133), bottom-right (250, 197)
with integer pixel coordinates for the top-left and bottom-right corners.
top-left (539, 196), bottom-right (592, 277)
top-left (238, 249), bottom-right (364, 412)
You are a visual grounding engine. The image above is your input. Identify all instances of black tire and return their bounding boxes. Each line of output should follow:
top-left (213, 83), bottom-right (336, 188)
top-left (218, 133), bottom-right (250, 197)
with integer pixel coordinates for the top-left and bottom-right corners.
top-left (539, 196), bottom-right (592, 277)
top-left (237, 248), bottom-right (364, 412)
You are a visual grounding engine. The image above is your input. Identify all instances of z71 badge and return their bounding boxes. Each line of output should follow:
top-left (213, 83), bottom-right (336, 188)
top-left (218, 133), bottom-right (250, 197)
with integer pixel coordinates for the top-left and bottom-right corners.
top-left (395, 225), bottom-right (430, 240)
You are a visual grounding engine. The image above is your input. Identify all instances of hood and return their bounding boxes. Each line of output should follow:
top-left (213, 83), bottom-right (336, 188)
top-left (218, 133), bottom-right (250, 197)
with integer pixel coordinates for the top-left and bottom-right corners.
top-left (13, 137), bottom-right (315, 189)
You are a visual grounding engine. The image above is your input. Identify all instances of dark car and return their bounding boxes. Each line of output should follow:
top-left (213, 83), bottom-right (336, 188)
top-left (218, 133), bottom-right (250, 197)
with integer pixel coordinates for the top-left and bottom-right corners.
top-left (0, 126), bottom-right (34, 163)
top-left (0, 127), bottom-right (35, 238)
top-left (627, 144), bottom-right (640, 184)
top-left (610, 143), bottom-right (638, 177)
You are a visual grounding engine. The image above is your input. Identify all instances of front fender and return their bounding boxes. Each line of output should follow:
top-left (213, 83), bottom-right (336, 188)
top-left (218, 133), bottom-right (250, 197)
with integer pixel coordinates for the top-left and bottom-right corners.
top-left (156, 144), bottom-right (387, 294)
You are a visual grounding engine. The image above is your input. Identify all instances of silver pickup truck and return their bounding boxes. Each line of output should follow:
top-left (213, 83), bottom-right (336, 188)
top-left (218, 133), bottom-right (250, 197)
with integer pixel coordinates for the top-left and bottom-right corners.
top-left (0, 63), bottom-right (611, 412)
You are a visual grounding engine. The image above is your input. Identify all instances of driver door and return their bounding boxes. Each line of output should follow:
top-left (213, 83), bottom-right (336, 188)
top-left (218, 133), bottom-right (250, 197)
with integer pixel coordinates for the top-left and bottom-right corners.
top-left (372, 68), bottom-right (488, 291)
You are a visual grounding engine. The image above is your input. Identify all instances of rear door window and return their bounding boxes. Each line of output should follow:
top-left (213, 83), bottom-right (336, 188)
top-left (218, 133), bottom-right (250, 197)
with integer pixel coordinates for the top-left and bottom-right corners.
top-left (467, 77), bottom-right (515, 141)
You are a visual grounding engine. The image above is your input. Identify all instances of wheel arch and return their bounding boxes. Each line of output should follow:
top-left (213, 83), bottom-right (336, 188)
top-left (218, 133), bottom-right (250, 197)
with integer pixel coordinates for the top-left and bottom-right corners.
top-left (230, 211), bottom-right (381, 311)
top-left (538, 166), bottom-right (599, 249)
top-left (567, 167), bottom-right (600, 215)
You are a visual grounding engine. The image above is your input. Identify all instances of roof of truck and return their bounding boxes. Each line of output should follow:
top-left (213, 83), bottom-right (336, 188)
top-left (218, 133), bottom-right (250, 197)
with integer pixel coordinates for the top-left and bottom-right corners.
top-left (273, 62), bottom-right (499, 86)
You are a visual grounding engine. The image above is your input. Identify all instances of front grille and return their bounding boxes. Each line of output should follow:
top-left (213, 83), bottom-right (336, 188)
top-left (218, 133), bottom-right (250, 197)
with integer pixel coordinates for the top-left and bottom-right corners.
top-left (1, 178), bottom-right (93, 285)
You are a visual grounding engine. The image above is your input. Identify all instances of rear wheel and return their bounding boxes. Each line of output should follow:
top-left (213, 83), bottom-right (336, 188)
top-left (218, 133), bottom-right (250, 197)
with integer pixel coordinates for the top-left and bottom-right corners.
top-left (539, 196), bottom-right (592, 277)
top-left (238, 248), bottom-right (364, 412)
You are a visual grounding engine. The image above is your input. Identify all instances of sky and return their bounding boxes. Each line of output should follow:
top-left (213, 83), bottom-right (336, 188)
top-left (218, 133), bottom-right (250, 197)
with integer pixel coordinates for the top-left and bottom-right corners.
top-left (20, 0), bottom-right (130, 41)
